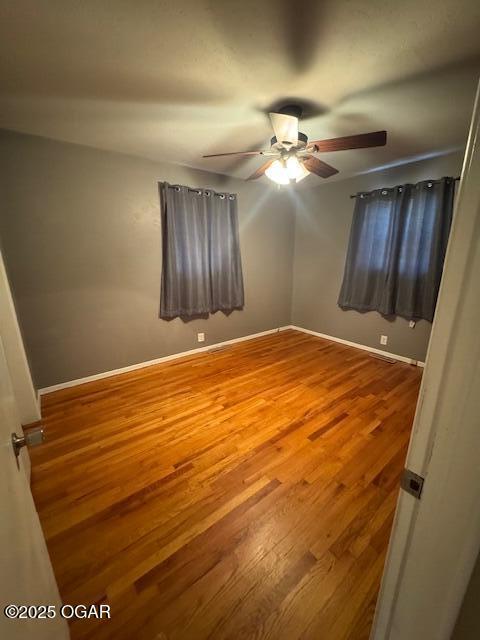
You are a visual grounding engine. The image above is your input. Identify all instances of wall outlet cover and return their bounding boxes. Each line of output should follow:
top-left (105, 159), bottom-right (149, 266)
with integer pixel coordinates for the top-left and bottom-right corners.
top-left (380, 335), bottom-right (388, 345)
top-left (197, 332), bottom-right (205, 343)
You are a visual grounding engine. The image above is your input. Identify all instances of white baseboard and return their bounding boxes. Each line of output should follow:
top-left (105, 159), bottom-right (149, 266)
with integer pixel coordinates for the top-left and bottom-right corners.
top-left (38, 326), bottom-right (292, 396)
top-left (38, 323), bottom-right (424, 397)
top-left (287, 325), bottom-right (425, 367)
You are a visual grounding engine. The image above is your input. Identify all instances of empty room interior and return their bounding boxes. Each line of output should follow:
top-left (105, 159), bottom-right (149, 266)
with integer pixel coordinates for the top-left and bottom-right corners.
top-left (1, 2), bottom-right (480, 640)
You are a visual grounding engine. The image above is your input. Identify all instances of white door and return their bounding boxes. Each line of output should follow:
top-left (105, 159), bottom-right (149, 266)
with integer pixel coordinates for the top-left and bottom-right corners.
top-left (0, 334), bottom-right (69, 640)
top-left (372, 82), bottom-right (480, 639)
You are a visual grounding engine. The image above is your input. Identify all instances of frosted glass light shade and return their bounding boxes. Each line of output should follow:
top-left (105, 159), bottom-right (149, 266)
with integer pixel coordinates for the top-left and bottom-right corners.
top-left (265, 157), bottom-right (310, 185)
top-left (265, 160), bottom-right (290, 185)
top-left (287, 156), bottom-right (310, 182)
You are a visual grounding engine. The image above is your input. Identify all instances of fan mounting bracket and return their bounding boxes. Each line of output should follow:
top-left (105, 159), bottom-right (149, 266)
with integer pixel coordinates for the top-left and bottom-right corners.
top-left (277, 104), bottom-right (303, 119)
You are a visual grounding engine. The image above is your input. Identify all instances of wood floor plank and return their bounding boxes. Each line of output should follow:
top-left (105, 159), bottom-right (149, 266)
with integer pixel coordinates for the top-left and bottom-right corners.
top-left (30, 329), bottom-right (422, 639)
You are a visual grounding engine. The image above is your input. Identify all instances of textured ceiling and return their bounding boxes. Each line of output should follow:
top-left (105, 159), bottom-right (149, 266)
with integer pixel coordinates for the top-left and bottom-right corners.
top-left (0, 0), bottom-right (479, 184)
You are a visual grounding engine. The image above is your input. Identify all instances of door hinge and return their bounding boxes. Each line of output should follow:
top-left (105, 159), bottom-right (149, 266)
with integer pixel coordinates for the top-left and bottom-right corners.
top-left (401, 468), bottom-right (425, 500)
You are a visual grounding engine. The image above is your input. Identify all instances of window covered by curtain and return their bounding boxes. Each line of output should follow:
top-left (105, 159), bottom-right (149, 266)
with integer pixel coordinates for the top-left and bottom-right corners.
top-left (338, 177), bottom-right (455, 322)
top-left (160, 182), bottom-right (244, 319)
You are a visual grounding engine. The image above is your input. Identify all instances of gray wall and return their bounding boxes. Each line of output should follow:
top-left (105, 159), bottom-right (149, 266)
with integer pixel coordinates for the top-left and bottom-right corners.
top-left (291, 151), bottom-right (465, 362)
top-left (0, 128), bottom-right (465, 389)
top-left (0, 130), bottom-right (294, 388)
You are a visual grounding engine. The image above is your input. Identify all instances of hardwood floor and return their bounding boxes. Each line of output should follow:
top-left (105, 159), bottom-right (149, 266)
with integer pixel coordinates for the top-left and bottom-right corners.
top-left (30, 329), bottom-right (422, 640)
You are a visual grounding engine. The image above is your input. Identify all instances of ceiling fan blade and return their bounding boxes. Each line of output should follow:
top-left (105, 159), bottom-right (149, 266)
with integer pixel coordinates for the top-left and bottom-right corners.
top-left (309, 130), bottom-right (387, 153)
top-left (203, 150), bottom-right (272, 158)
top-left (269, 112), bottom-right (299, 146)
top-left (303, 155), bottom-right (339, 178)
top-left (246, 159), bottom-right (275, 181)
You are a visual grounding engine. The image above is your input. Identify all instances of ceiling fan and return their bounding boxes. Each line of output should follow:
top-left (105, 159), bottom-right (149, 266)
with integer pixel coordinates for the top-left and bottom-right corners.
top-left (202, 105), bottom-right (387, 185)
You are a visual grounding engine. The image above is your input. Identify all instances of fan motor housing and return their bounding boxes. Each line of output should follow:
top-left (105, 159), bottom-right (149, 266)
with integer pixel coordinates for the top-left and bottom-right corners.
top-left (271, 131), bottom-right (308, 151)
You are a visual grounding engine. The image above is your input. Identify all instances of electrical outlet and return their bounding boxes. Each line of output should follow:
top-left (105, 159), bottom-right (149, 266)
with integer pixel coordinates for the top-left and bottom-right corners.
top-left (380, 335), bottom-right (388, 346)
top-left (197, 332), bottom-right (205, 343)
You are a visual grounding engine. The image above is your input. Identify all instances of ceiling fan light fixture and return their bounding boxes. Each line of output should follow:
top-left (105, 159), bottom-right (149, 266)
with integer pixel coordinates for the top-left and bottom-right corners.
top-left (265, 160), bottom-right (290, 185)
top-left (286, 156), bottom-right (309, 183)
top-left (203, 117), bottom-right (387, 183)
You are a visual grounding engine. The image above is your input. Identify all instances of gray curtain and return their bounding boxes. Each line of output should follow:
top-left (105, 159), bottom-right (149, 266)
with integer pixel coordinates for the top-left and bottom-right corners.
top-left (338, 177), bottom-right (455, 322)
top-left (160, 182), bottom-right (244, 319)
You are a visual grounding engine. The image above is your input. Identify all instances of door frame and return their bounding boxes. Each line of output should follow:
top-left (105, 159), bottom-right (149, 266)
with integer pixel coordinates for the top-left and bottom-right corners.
top-left (0, 248), bottom-right (40, 425)
top-left (371, 80), bottom-right (480, 638)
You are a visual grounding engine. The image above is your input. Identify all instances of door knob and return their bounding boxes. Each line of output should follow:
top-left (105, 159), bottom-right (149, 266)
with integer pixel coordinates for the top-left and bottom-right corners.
top-left (11, 427), bottom-right (44, 458)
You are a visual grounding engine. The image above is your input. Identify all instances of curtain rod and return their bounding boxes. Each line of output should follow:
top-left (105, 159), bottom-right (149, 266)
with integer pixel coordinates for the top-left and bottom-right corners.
top-left (349, 176), bottom-right (461, 199)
